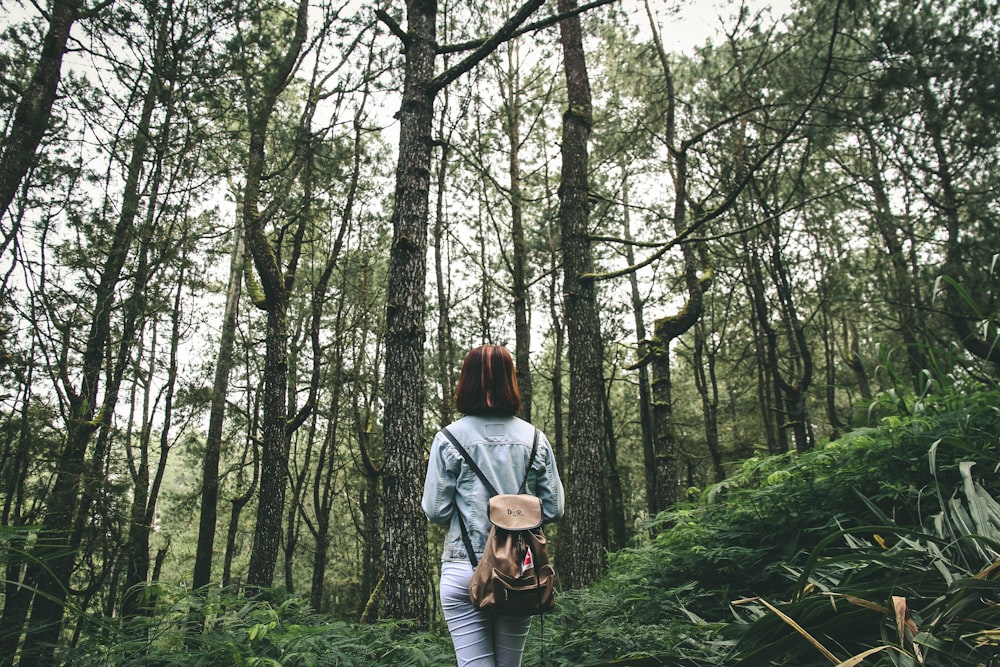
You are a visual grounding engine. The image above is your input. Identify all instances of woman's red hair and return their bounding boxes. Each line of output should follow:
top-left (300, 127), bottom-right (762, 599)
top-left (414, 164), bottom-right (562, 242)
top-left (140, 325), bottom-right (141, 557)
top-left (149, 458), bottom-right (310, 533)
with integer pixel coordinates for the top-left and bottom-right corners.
top-left (454, 345), bottom-right (522, 416)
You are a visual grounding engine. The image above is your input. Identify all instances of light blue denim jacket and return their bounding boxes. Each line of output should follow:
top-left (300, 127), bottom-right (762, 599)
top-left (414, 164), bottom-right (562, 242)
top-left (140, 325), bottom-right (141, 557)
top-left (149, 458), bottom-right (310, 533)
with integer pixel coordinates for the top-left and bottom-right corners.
top-left (421, 415), bottom-right (565, 563)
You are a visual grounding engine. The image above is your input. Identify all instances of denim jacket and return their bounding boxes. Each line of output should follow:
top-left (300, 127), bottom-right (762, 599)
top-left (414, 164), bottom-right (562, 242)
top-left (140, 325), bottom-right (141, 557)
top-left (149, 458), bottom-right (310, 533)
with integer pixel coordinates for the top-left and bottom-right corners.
top-left (422, 415), bottom-right (564, 563)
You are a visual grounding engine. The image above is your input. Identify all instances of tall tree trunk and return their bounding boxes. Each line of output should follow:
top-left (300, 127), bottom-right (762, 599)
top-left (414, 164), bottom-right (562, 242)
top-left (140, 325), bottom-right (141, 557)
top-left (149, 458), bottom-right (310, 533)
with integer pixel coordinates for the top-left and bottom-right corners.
top-left (377, 0), bottom-right (545, 620)
top-left (646, 182), bottom-right (711, 512)
top-left (602, 385), bottom-right (627, 550)
top-left (693, 320), bottom-right (725, 483)
top-left (764, 214), bottom-right (815, 452)
top-left (433, 98), bottom-right (455, 426)
top-left (746, 237), bottom-right (788, 454)
top-left (379, 0), bottom-right (438, 621)
top-left (621, 173), bottom-right (657, 518)
top-left (819, 306), bottom-right (845, 439)
top-left (122, 324), bottom-right (156, 620)
top-left (648, 341), bottom-right (677, 511)
top-left (503, 43), bottom-right (533, 421)
top-left (17, 35), bottom-right (161, 662)
top-left (120, 82), bottom-right (181, 617)
top-left (193, 221), bottom-right (245, 591)
top-left (245, 288), bottom-right (292, 590)
top-left (308, 390), bottom-right (340, 612)
top-left (557, 0), bottom-right (605, 590)
top-left (547, 181), bottom-right (566, 470)
top-left (643, 8), bottom-right (713, 514)
top-left (351, 261), bottom-right (384, 621)
top-left (223, 412), bottom-right (259, 589)
top-left (241, 0), bottom-right (311, 590)
top-left (358, 434), bottom-right (383, 621)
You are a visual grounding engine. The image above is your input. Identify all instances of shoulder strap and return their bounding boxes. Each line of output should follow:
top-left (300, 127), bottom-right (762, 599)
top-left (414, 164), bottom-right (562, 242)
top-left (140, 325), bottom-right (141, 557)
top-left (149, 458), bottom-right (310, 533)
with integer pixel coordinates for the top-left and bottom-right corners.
top-left (519, 428), bottom-right (539, 494)
top-left (440, 427), bottom-right (499, 496)
top-left (440, 427), bottom-right (487, 567)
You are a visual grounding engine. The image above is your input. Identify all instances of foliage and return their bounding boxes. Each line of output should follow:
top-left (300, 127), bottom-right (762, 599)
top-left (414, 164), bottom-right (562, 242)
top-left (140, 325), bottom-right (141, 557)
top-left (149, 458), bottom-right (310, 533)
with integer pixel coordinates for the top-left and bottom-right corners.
top-left (71, 592), bottom-right (455, 667)
top-left (537, 386), bottom-right (1000, 665)
top-left (14, 383), bottom-right (994, 665)
top-left (731, 460), bottom-right (1000, 665)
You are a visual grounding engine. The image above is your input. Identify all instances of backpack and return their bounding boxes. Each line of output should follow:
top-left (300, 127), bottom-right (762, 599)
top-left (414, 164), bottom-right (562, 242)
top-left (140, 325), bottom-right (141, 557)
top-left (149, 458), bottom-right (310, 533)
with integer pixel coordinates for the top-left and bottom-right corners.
top-left (440, 427), bottom-right (556, 616)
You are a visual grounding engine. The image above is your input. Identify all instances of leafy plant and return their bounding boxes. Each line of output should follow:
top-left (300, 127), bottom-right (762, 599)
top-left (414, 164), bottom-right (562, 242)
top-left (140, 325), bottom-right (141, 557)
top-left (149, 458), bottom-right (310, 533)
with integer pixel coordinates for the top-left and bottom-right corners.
top-left (70, 592), bottom-right (456, 667)
top-left (730, 453), bottom-right (1000, 665)
top-left (539, 387), bottom-right (999, 666)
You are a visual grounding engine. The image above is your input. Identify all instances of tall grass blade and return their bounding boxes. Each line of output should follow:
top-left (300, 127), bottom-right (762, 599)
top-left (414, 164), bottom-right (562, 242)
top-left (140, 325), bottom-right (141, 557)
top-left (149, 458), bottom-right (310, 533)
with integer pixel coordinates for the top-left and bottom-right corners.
top-left (834, 645), bottom-right (897, 667)
top-left (757, 597), bottom-right (840, 664)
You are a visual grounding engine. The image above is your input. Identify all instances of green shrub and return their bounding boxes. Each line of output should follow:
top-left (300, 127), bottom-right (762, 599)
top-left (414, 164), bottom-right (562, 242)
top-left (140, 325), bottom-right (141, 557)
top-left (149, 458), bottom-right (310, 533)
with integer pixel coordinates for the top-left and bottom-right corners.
top-left (546, 388), bottom-right (1000, 666)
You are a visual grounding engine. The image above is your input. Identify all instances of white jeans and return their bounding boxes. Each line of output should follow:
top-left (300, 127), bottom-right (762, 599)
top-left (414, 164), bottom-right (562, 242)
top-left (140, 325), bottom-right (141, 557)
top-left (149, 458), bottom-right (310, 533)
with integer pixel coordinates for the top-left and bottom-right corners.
top-left (440, 561), bottom-right (532, 667)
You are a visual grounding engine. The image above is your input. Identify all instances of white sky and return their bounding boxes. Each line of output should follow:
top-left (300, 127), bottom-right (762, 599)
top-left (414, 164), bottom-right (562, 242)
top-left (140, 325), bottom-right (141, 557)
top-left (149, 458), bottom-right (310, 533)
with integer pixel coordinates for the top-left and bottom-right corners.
top-left (634, 0), bottom-right (796, 51)
top-left (0, 0), bottom-right (797, 53)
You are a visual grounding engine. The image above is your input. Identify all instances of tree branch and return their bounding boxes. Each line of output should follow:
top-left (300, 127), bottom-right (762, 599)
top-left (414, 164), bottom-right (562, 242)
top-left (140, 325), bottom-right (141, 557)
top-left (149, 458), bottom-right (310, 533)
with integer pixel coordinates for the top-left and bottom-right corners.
top-left (436, 0), bottom-right (618, 55)
top-left (375, 9), bottom-right (409, 47)
top-left (587, 0), bottom-right (845, 283)
top-left (428, 0), bottom-right (547, 94)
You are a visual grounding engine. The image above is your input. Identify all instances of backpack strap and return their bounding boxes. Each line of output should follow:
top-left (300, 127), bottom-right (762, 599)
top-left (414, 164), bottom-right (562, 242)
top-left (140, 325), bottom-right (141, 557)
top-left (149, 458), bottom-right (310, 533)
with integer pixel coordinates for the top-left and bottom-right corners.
top-left (439, 426), bottom-right (540, 568)
top-left (519, 429), bottom-right (539, 494)
top-left (440, 427), bottom-right (499, 496)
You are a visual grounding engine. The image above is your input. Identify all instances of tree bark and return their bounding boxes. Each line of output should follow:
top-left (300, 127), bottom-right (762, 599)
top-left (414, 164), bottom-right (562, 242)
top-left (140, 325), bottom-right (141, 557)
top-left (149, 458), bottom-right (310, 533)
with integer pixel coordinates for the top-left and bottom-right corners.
top-left (223, 413), bottom-right (259, 589)
top-left (378, 0), bottom-right (545, 620)
top-left (503, 43), bottom-right (533, 421)
top-left (602, 384), bottom-right (627, 550)
top-left (621, 173), bottom-right (657, 518)
top-left (745, 236), bottom-right (788, 454)
top-left (694, 320), bottom-right (725, 483)
top-left (357, 417), bottom-right (383, 621)
top-left (241, 0), bottom-right (311, 590)
top-left (557, 0), bottom-right (605, 590)
top-left (433, 100), bottom-right (455, 426)
top-left (379, 0), bottom-right (437, 620)
top-left (308, 389), bottom-right (340, 612)
top-left (643, 9), bottom-right (712, 514)
top-left (764, 212), bottom-right (815, 452)
top-left (192, 221), bottom-right (244, 591)
top-left (547, 183), bottom-right (567, 471)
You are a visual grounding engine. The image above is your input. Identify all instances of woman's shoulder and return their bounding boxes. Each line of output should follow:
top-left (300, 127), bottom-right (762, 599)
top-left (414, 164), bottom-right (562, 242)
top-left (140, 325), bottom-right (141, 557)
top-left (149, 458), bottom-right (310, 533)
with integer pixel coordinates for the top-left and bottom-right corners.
top-left (446, 414), bottom-right (538, 442)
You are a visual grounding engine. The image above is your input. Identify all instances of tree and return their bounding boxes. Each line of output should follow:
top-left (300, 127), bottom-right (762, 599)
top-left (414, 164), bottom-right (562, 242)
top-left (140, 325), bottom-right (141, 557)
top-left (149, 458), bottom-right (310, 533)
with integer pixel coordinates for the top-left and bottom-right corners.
top-left (13, 6), bottom-right (174, 659)
top-left (499, 40), bottom-right (535, 420)
top-left (0, 0), bottom-right (107, 231)
top-left (869, 0), bottom-right (1000, 373)
top-left (556, 0), bottom-right (606, 589)
top-left (234, 0), bottom-right (312, 590)
top-left (375, 0), bottom-right (546, 621)
top-left (192, 220), bottom-right (245, 591)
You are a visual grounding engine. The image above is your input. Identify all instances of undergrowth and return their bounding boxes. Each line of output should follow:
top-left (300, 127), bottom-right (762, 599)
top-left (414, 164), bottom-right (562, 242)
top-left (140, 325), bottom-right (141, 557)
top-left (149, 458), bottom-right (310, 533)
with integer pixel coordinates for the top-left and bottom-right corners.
top-left (36, 388), bottom-right (1000, 666)
top-left (544, 386), bottom-right (1000, 666)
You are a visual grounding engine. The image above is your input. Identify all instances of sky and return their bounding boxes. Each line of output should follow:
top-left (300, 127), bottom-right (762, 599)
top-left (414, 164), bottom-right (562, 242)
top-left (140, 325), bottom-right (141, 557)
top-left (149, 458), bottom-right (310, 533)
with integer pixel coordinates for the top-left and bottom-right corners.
top-left (631, 0), bottom-right (796, 52)
top-left (0, 0), bottom-right (797, 52)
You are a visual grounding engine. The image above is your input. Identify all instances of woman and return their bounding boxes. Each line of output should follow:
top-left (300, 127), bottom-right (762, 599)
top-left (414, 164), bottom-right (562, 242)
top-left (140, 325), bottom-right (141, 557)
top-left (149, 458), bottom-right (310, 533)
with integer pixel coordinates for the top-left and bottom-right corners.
top-left (422, 345), bottom-right (564, 667)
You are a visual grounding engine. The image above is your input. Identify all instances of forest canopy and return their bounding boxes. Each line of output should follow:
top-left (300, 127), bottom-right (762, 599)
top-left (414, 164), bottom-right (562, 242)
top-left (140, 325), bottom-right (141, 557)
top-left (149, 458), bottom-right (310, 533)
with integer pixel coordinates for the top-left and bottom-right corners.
top-left (0, 0), bottom-right (998, 664)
